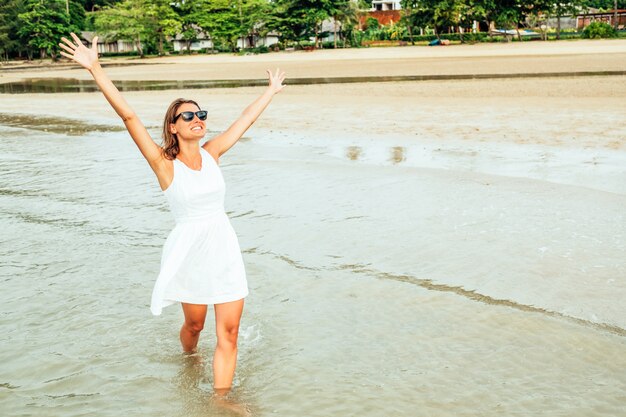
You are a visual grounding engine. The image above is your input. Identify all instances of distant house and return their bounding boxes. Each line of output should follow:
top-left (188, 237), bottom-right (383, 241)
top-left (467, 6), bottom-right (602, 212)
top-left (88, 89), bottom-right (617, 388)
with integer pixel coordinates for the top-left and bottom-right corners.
top-left (544, 16), bottom-right (578, 31)
top-left (319, 19), bottom-right (343, 43)
top-left (81, 31), bottom-right (136, 54)
top-left (371, 1), bottom-right (401, 11)
top-left (576, 9), bottom-right (626, 30)
top-left (171, 28), bottom-right (213, 52)
top-left (236, 31), bottom-right (280, 49)
top-left (170, 23), bottom-right (278, 51)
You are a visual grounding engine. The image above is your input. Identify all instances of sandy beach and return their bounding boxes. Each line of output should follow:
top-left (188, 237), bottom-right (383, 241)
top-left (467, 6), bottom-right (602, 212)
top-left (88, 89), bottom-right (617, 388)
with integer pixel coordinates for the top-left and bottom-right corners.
top-left (1, 40), bottom-right (625, 416)
top-left (2, 39), bottom-right (626, 83)
top-left (1, 39), bottom-right (625, 150)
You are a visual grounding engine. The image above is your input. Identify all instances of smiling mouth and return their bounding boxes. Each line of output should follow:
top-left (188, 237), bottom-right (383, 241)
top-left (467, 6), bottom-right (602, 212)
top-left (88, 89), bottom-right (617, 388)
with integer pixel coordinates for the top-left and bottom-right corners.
top-left (191, 126), bottom-right (203, 131)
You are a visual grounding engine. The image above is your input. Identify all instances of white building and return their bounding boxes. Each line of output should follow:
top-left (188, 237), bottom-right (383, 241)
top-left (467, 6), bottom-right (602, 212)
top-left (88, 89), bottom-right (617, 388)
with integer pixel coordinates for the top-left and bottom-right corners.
top-left (371, 1), bottom-right (401, 10)
top-left (236, 32), bottom-right (280, 49)
top-left (81, 31), bottom-right (136, 54)
top-left (172, 30), bottom-right (213, 52)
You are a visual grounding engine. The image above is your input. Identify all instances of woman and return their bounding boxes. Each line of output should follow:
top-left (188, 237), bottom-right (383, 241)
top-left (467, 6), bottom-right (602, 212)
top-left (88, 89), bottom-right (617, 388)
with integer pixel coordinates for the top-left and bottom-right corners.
top-left (59, 33), bottom-right (285, 394)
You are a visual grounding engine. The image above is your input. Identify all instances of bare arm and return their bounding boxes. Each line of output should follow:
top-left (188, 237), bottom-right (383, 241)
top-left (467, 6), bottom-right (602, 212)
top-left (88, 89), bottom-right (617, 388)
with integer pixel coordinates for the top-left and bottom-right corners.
top-left (60, 34), bottom-right (165, 172)
top-left (204, 69), bottom-right (286, 159)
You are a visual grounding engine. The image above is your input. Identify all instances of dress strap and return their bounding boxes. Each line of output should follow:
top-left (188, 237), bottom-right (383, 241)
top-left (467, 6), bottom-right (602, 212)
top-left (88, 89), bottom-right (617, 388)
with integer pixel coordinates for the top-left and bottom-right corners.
top-left (200, 147), bottom-right (218, 166)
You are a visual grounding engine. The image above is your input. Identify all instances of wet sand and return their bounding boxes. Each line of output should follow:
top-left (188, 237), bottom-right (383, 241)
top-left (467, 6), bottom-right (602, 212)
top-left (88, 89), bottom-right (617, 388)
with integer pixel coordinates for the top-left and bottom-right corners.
top-left (1, 40), bottom-right (625, 147)
top-left (2, 75), bottom-right (624, 149)
top-left (1, 41), bottom-right (625, 416)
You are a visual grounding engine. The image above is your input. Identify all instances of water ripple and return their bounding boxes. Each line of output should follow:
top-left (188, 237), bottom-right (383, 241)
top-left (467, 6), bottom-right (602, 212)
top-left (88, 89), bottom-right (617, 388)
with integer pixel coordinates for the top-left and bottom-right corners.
top-left (265, 251), bottom-right (626, 337)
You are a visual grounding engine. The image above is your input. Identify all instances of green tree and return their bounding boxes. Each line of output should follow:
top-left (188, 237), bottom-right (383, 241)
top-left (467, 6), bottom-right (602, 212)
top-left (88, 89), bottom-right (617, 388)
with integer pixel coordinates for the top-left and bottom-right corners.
top-left (18, 0), bottom-right (81, 61)
top-left (317, 0), bottom-right (365, 47)
top-left (238, 0), bottom-right (271, 49)
top-left (401, 0), bottom-right (435, 42)
top-left (337, 0), bottom-right (363, 47)
top-left (267, 0), bottom-right (311, 45)
top-left (172, 0), bottom-right (202, 53)
top-left (94, 0), bottom-right (149, 57)
top-left (268, 0), bottom-right (333, 48)
top-left (146, 0), bottom-right (182, 55)
top-left (0, 0), bottom-right (27, 60)
top-left (69, 0), bottom-right (87, 29)
top-left (84, 0), bottom-right (123, 11)
top-left (94, 0), bottom-right (181, 57)
top-left (585, 0), bottom-right (625, 9)
top-left (325, 0), bottom-right (351, 49)
top-left (306, 0), bottom-right (333, 48)
top-left (433, 0), bottom-right (473, 42)
top-left (467, 0), bottom-right (497, 40)
top-left (400, 0), bottom-right (450, 40)
top-left (194, 0), bottom-right (240, 51)
top-left (487, 0), bottom-right (526, 41)
top-left (540, 0), bottom-right (586, 40)
top-left (180, 0), bottom-right (269, 53)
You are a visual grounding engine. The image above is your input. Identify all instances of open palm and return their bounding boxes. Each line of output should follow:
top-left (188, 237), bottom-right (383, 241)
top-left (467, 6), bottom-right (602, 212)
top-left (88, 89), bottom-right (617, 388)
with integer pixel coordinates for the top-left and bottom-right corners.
top-left (266, 68), bottom-right (286, 95)
top-left (59, 33), bottom-right (99, 70)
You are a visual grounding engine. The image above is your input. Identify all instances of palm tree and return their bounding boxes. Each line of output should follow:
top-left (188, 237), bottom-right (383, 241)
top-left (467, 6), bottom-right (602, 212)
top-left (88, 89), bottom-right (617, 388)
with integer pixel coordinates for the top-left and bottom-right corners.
top-left (336, 0), bottom-right (361, 47)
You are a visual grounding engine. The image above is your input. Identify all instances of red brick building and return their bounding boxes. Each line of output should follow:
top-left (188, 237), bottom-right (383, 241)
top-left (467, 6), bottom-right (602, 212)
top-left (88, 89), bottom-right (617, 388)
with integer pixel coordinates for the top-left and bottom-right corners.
top-left (359, 10), bottom-right (403, 28)
top-left (576, 10), bottom-right (626, 30)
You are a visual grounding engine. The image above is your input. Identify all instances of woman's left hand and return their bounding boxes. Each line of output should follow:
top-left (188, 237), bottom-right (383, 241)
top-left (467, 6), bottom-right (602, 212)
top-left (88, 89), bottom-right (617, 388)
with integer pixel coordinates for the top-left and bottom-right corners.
top-left (266, 68), bottom-right (286, 95)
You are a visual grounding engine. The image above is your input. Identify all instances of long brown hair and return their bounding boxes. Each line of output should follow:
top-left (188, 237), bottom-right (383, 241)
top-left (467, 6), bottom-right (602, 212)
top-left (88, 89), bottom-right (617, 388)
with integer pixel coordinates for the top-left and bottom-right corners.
top-left (162, 98), bottom-right (200, 160)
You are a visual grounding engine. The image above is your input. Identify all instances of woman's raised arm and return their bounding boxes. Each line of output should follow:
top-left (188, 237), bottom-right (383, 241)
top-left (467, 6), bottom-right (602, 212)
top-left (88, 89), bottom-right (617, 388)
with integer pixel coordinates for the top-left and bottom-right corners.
top-left (203, 68), bottom-right (286, 160)
top-left (59, 33), bottom-right (165, 171)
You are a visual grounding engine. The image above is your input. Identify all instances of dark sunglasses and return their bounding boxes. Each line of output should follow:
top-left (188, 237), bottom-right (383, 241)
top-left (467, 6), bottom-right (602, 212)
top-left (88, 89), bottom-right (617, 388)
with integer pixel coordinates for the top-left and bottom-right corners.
top-left (173, 110), bottom-right (208, 123)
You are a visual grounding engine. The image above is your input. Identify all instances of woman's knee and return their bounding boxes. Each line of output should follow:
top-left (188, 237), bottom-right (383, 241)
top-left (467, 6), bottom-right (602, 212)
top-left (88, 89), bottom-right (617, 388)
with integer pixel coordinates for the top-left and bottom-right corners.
top-left (185, 318), bottom-right (205, 334)
top-left (181, 303), bottom-right (208, 335)
top-left (217, 324), bottom-right (239, 348)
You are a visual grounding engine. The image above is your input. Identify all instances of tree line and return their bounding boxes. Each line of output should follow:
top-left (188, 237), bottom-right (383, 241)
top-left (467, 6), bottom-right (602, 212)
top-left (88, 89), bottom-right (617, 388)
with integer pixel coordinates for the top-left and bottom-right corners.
top-left (401, 0), bottom-right (624, 43)
top-left (0, 0), bottom-right (623, 61)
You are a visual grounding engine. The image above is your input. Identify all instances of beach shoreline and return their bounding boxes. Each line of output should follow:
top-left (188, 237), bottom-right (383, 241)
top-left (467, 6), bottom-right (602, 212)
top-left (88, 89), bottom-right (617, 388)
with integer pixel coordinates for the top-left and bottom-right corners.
top-left (1, 39), bottom-right (625, 84)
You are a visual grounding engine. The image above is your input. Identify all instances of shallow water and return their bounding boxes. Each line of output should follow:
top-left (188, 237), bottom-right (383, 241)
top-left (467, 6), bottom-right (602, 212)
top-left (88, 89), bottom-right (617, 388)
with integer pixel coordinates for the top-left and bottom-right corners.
top-left (1, 113), bottom-right (625, 416)
top-left (2, 70), bottom-right (626, 93)
top-left (0, 113), bottom-right (126, 136)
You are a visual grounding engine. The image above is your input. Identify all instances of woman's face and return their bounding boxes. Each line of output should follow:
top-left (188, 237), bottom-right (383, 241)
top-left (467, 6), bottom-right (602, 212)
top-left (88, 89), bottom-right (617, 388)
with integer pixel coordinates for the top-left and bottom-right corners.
top-left (170, 102), bottom-right (206, 141)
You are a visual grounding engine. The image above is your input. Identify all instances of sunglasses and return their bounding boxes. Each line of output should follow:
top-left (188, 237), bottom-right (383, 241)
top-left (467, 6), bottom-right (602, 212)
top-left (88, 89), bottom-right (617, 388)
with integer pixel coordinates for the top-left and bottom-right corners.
top-left (173, 110), bottom-right (208, 123)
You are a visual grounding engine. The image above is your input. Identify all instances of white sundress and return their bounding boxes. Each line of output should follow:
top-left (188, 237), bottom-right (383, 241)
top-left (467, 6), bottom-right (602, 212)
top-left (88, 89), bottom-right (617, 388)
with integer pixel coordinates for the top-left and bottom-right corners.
top-left (150, 147), bottom-right (248, 315)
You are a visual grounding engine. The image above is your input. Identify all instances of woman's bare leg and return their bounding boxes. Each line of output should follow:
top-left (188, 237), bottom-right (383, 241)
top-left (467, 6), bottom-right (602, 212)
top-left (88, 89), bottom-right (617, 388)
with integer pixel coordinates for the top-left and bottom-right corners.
top-left (213, 298), bottom-right (245, 393)
top-left (180, 303), bottom-right (208, 353)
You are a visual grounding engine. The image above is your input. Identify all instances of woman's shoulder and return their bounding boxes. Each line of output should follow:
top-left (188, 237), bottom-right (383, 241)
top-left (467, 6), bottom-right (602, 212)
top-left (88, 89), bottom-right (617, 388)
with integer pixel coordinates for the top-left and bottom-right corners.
top-left (201, 143), bottom-right (220, 165)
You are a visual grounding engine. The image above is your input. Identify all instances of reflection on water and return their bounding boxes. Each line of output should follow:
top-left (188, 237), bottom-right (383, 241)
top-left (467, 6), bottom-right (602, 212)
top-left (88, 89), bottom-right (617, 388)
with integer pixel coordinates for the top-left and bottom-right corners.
top-left (1, 77), bottom-right (414, 94)
top-left (345, 146), bottom-right (361, 161)
top-left (345, 145), bottom-right (406, 164)
top-left (175, 354), bottom-right (214, 416)
top-left (390, 146), bottom-right (406, 164)
top-left (3, 71), bottom-right (626, 94)
top-left (331, 140), bottom-right (625, 194)
top-left (176, 354), bottom-right (210, 392)
top-left (0, 112), bottom-right (124, 135)
top-left (0, 78), bottom-right (266, 94)
top-left (174, 353), bottom-right (254, 417)
top-left (0, 76), bottom-right (444, 94)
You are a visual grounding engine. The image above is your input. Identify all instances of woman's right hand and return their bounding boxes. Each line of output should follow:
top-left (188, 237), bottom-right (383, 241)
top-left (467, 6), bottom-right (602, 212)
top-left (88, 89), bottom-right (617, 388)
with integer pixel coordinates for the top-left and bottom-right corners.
top-left (59, 33), bottom-right (99, 71)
